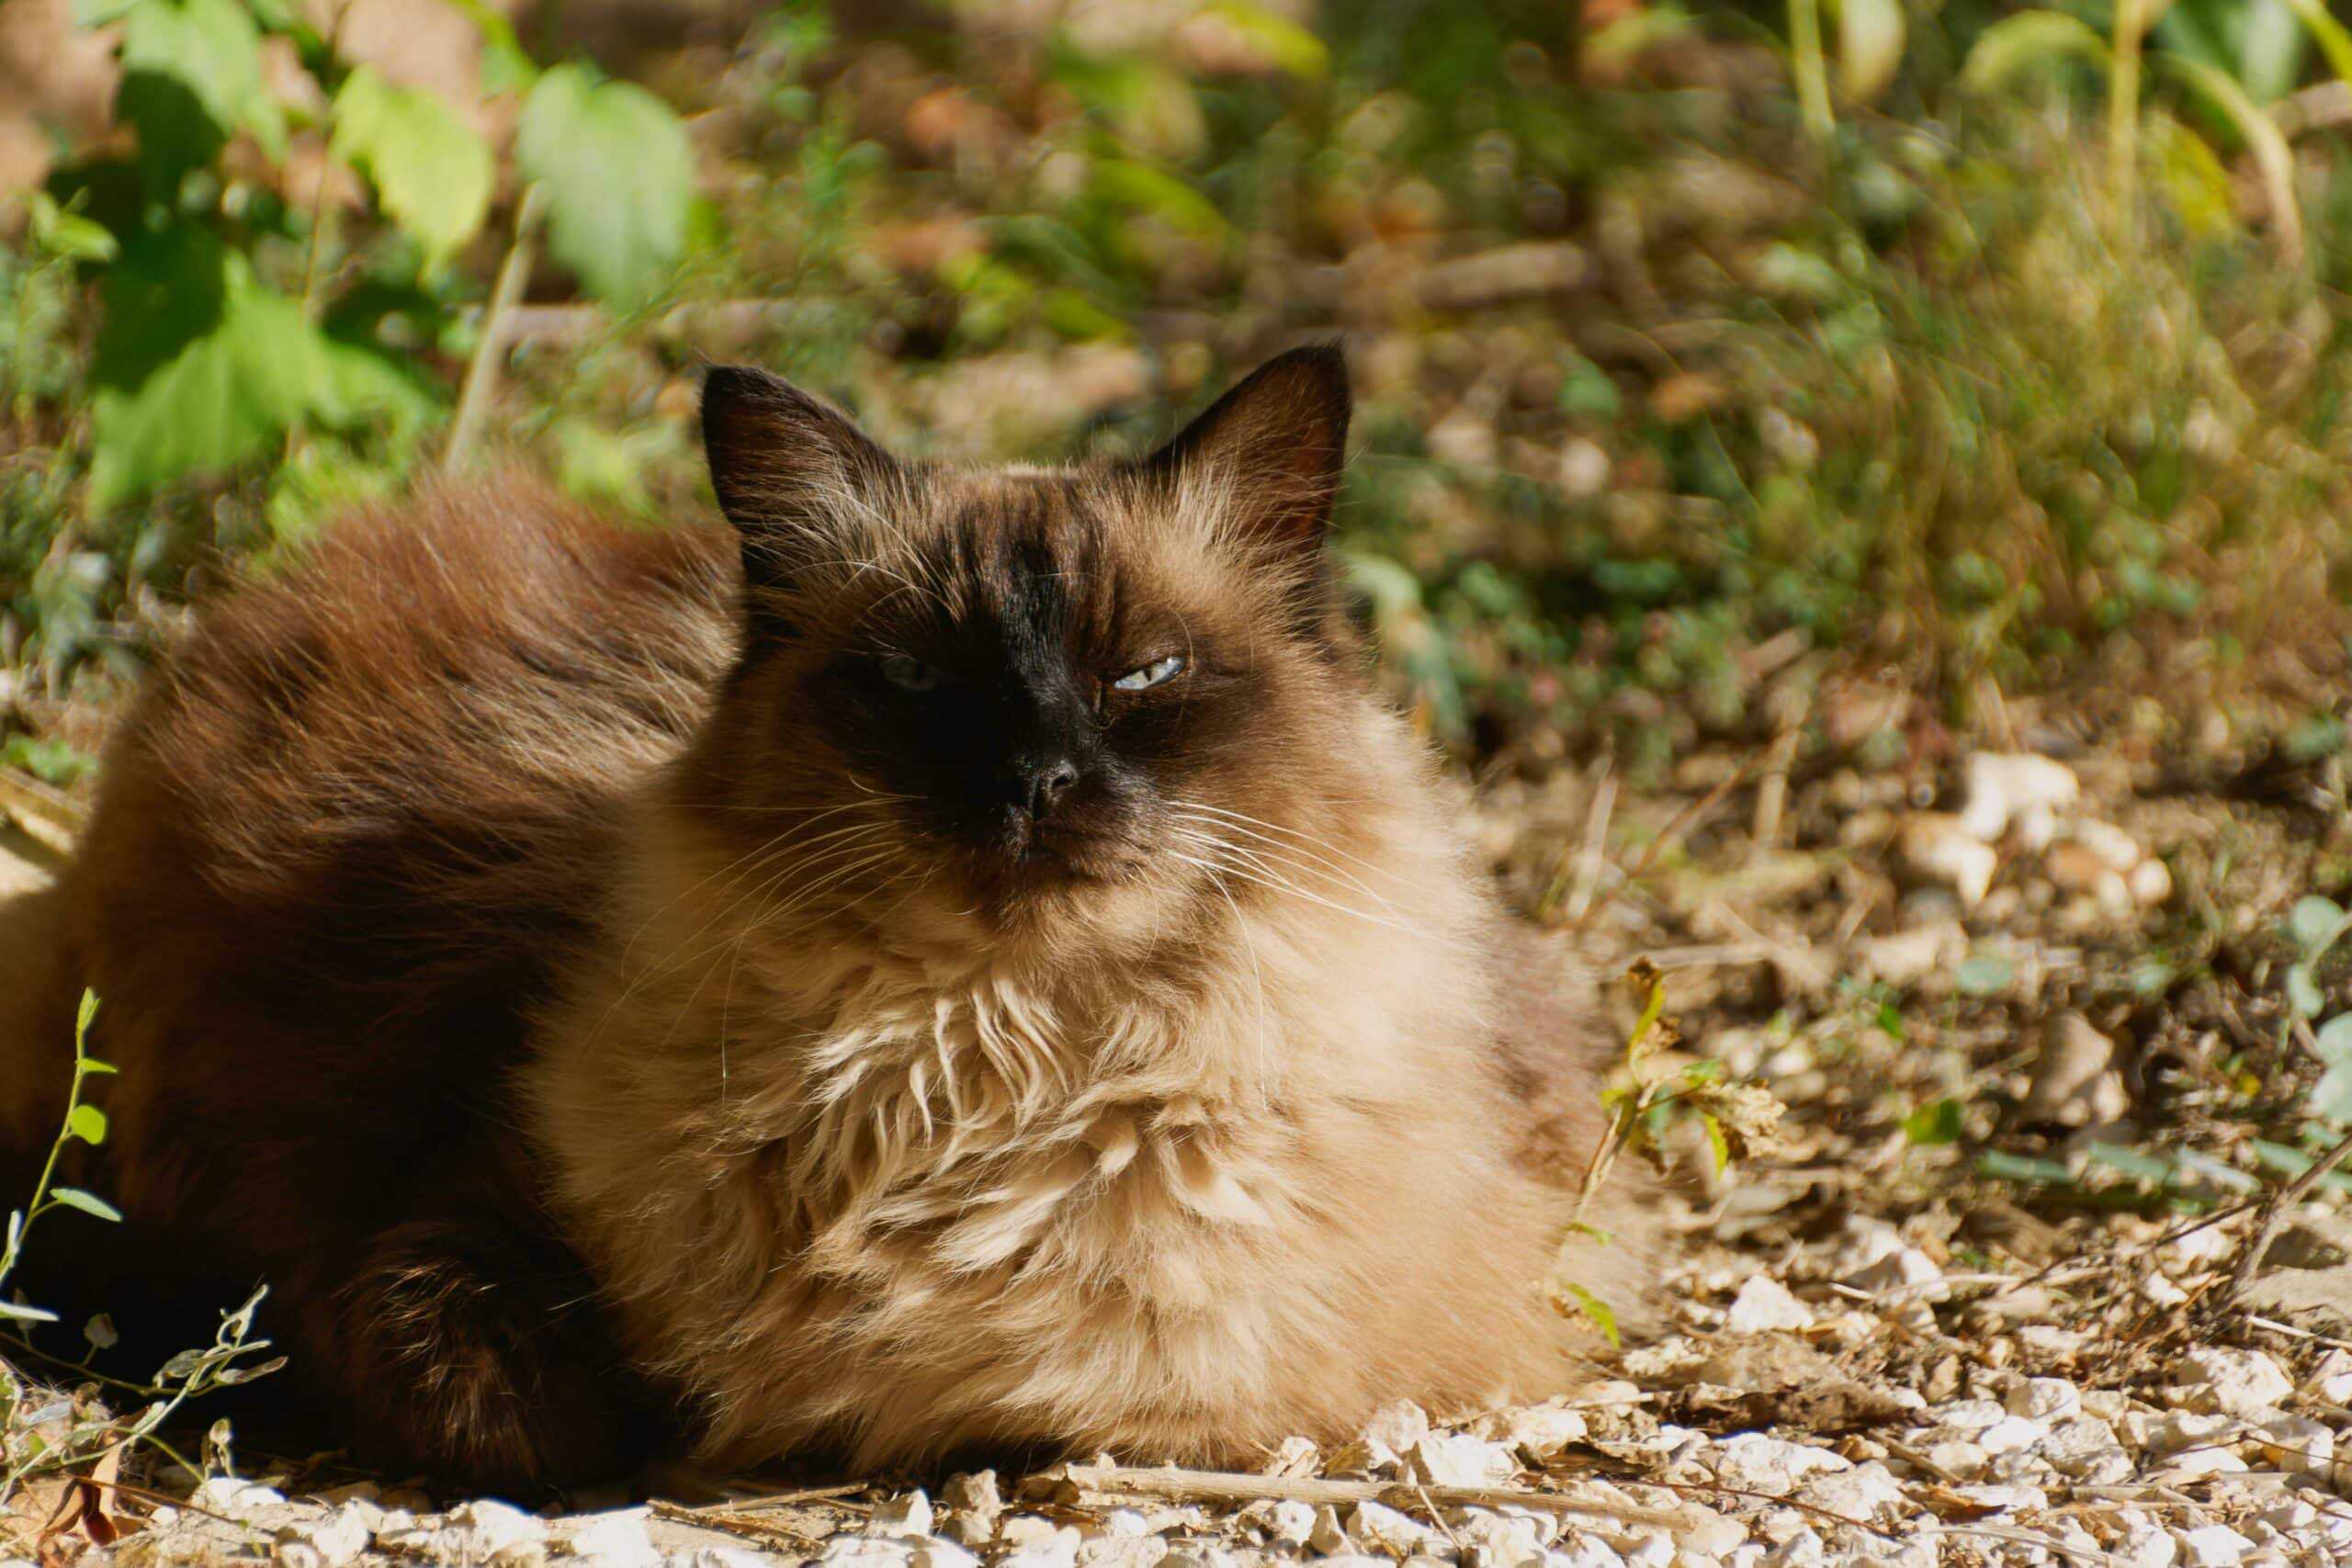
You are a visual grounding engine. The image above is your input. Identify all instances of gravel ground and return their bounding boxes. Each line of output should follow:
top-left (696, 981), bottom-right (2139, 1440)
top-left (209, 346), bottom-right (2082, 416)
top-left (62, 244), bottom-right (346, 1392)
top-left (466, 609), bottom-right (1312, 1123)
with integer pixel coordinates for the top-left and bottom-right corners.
top-left (13, 716), bottom-right (2352, 1567)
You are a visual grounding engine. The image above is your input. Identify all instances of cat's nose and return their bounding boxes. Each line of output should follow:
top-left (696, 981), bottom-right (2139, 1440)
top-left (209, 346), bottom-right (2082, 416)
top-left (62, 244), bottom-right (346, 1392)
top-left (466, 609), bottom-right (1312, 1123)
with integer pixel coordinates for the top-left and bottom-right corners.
top-left (1021, 757), bottom-right (1081, 819)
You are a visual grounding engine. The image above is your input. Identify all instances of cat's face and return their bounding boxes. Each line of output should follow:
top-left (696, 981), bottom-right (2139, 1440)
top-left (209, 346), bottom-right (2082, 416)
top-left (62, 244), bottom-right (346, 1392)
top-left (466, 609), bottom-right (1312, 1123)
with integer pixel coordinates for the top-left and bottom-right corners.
top-left (688, 349), bottom-right (1361, 934)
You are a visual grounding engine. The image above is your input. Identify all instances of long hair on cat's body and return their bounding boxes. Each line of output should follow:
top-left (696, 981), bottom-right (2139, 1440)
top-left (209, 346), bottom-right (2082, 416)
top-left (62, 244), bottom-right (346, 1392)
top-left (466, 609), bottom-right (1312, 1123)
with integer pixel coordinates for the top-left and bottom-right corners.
top-left (0, 347), bottom-right (1655, 1491)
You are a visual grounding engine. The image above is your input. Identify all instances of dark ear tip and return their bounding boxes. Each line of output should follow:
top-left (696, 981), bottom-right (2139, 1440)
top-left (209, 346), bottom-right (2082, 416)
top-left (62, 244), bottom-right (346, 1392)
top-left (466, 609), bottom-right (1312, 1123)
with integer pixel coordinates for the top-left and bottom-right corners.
top-left (1264, 342), bottom-right (1350, 393)
top-left (701, 365), bottom-right (787, 424)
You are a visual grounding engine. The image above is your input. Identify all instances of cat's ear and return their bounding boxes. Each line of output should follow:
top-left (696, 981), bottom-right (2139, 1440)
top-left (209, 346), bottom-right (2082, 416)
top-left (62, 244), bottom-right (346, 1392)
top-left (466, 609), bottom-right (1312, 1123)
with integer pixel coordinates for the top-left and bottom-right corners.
top-left (1137, 344), bottom-right (1351, 558)
top-left (701, 366), bottom-right (899, 632)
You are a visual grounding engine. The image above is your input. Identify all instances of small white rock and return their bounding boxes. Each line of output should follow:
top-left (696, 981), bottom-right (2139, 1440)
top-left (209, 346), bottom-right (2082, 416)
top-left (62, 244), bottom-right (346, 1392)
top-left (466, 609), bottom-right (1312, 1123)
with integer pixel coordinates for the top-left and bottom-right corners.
top-left (275, 1504), bottom-right (378, 1568)
top-left (2302, 1348), bottom-right (2352, 1404)
top-left (1708, 1433), bottom-right (1851, 1496)
top-left (2174, 1348), bottom-right (2294, 1418)
top-left (1410, 1432), bottom-right (1518, 1488)
top-left (1724, 1276), bottom-right (1816, 1334)
top-left (1360, 1400), bottom-right (1432, 1455)
top-left (1499, 1404), bottom-right (1589, 1463)
top-left (1266, 1500), bottom-right (1317, 1547)
top-left (1078, 1537), bottom-right (1166, 1568)
top-left (2039, 1416), bottom-right (2127, 1481)
top-left (866, 1492), bottom-right (933, 1538)
top-left (1926, 1398), bottom-right (2007, 1433)
top-left (1897, 814), bottom-right (1999, 907)
top-left (1545, 1540), bottom-right (1626, 1568)
top-left (2005, 1377), bottom-right (2081, 1421)
top-left (1346, 1500), bottom-right (1436, 1555)
top-left (1452, 1510), bottom-right (1544, 1568)
top-left (1959, 752), bottom-right (2080, 842)
top-left (2068, 818), bottom-right (2143, 874)
top-left (1920, 1439), bottom-right (1987, 1480)
top-left (2177, 1524), bottom-right (2253, 1568)
top-left (1261, 1437), bottom-right (1318, 1477)
top-left (195, 1479), bottom-right (288, 1516)
top-left (942, 1472), bottom-right (1001, 1515)
top-left (451, 1501), bottom-right (548, 1564)
top-left (1309, 1504), bottom-right (1352, 1556)
top-left (2113, 1514), bottom-right (2178, 1568)
top-left (1791, 1461), bottom-right (1905, 1522)
top-left (1846, 1246), bottom-right (1946, 1301)
top-left (1975, 1415), bottom-right (2044, 1455)
top-left (2250, 1412), bottom-right (2332, 1474)
top-left (564, 1508), bottom-right (661, 1568)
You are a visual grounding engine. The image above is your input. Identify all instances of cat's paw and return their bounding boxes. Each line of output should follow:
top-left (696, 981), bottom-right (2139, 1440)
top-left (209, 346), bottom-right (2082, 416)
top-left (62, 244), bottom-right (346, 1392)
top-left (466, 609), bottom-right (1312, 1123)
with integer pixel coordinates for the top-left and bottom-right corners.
top-left (342, 1217), bottom-right (664, 1495)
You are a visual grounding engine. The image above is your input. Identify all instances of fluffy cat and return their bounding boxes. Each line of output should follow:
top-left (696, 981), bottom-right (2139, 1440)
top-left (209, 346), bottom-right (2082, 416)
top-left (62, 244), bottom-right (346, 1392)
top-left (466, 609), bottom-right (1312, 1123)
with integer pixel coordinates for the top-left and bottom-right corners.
top-left (0, 347), bottom-right (1655, 1491)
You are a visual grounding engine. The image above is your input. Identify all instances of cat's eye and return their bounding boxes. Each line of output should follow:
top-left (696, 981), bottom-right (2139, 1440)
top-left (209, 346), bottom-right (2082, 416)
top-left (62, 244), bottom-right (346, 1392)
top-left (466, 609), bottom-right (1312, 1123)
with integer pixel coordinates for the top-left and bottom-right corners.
top-left (1111, 654), bottom-right (1185, 693)
top-left (879, 654), bottom-right (943, 692)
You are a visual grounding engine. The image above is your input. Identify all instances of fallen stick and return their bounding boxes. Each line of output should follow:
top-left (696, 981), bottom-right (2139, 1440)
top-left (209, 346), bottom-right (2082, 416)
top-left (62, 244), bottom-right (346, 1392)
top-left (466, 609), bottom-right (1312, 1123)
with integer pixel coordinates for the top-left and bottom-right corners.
top-left (0, 765), bottom-right (83, 853)
top-left (1037, 1461), bottom-right (1698, 1532)
top-left (649, 1500), bottom-right (830, 1551)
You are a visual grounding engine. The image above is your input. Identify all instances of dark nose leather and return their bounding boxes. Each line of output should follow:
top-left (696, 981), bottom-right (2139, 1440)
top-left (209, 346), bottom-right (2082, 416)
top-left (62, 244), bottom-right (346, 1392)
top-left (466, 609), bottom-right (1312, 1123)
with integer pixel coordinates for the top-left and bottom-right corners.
top-left (1019, 756), bottom-right (1081, 819)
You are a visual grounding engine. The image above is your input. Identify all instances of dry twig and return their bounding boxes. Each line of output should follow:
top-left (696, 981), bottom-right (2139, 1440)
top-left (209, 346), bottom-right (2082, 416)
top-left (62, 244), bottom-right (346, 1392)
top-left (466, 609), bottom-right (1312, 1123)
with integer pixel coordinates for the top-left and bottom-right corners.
top-left (1041, 1462), bottom-right (1697, 1532)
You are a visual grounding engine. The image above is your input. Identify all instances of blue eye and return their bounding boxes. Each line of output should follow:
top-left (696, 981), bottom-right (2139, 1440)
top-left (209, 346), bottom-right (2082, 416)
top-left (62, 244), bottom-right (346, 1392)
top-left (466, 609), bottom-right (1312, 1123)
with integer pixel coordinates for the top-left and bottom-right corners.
top-left (1112, 654), bottom-right (1185, 692)
top-left (881, 654), bottom-right (943, 692)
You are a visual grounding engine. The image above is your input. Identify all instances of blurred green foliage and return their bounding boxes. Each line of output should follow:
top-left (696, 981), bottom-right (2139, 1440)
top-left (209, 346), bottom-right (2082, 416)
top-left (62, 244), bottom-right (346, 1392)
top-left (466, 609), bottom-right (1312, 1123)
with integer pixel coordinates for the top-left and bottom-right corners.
top-left (6, 0), bottom-right (2352, 771)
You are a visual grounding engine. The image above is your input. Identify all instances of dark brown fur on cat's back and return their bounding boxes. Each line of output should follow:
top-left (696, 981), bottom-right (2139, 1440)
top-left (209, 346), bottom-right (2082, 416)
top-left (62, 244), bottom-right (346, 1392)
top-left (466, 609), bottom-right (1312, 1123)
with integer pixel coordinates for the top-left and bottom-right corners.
top-left (3, 484), bottom-right (735, 1489)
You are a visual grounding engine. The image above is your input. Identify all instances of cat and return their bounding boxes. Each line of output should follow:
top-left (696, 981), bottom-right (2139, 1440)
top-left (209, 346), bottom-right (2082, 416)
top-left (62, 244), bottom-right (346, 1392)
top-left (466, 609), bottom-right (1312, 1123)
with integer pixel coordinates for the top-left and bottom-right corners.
top-left (0, 346), bottom-right (1656, 1493)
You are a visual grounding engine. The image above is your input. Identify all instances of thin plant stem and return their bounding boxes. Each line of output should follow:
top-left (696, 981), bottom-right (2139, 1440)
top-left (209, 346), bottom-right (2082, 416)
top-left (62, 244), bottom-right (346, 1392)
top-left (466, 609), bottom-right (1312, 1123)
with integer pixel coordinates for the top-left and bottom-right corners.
top-left (446, 181), bottom-right (548, 470)
top-left (1789, 0), bottom-right (1834, 144)
top-left (2109, 0), bottom-right (2143, 229)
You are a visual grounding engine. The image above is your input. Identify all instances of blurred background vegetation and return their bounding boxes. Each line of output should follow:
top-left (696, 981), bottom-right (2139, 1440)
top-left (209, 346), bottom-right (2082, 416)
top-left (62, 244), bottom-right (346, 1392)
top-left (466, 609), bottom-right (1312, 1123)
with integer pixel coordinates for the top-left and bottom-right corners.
top-left (6, 0), bottom-right (2352, 785)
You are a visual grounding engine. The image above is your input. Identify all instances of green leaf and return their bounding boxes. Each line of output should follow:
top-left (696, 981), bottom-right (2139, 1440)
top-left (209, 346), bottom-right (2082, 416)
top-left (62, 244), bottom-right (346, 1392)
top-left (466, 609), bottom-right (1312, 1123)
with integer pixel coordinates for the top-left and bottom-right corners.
top-left (2316, 1013), bottom-right (2352, 1059)
top-left (28, 196), bottom-right (119, 264)
top-left (1201, 1), bottom-right (1329, 78)
top-left (2311, 1015), bottom-right (2352, 1123)
top-left (1962, 11), bottom-right (2110, 95)
top-left (439, 0), bottom-right (538, 94)
top-left (1089, 158), bottom-right (1228, 240)
top-left (2290, 962), bottom-right (2326, 1018)
top-left (2252, 1139), bottom-right (2352, 1193)
top-left (48, 1189), bottom-right (122, 1224)
top-left (2160, 53), bottom-right (2304, 262)
top-left (2282, 0), bottom-right (2352, 85)
top-left (331, 67), bottom-right (494, 266)
top-left (1701, 1112), bottom-right (1730, 1176)
top-left (92, 224), bottom-right (232, 395)
top-left (90, 257), bottom-right (435, 505)
top-left (77, 1059), bottom-right (119, 1077)
top-left (2176, 1148), bottom-right (2262, 1192)
top-left (2290, 896), bottom-right (2346, 953)
top-left (1902, 1098), bottom-right (1964, 1146)
top-left (74, 989), bottom-right (99, 1051)
top-left (117, 0), bottom-right (287, 194)
top-left (2158, 0), bottom-right (2306, 105)
top-left (1978, 1150), bottom-right (2073, 1185)
top-left (1955, 953), bottom-right (2014, 997)
top-left (66, 1104), bottom-right (107, 1146)
top-left (516, 64), bottom-right (695, 305)
top-left (1555, 1282), bottom-right (1621, 1348)
top-left (2085, 1142), bottom-right (2176, 1184)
